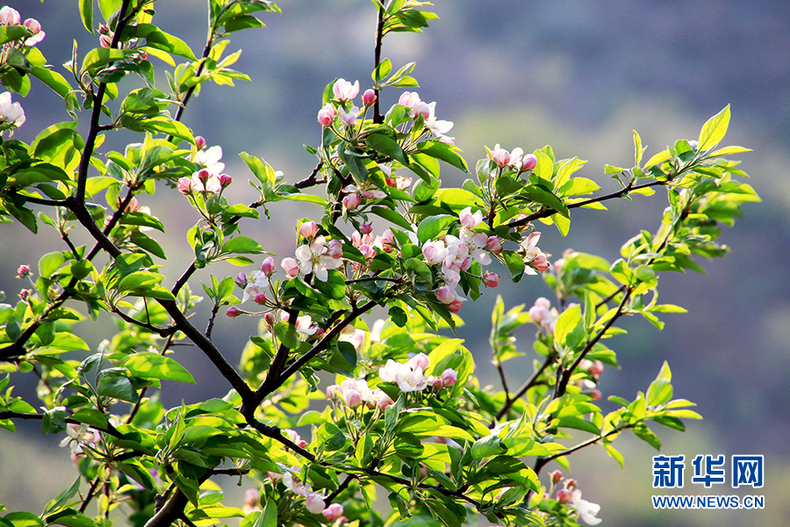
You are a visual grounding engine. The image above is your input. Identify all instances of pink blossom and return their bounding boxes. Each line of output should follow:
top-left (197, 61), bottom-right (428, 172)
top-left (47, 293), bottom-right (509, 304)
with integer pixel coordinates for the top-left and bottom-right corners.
top-left (177, 177), bottom-right (192, 195)
top-left (343, 193), bottom-right (361, 211)
top-left (440, 368), bottom-right (457, 387)
top-left (284, 429), bottom-right (308, 449)
top-left (448, 300), bottom-right (463, 313)
top-left (409, 353), bottom-right (430, 371)
top-left (295, 236), bottom-right (344, 281)
top-left (339, 106), bottom-right (359, 126)
top-left (0, 6), bottom-right (20, 26)
top-left (16, 265), bottom-right (31, 278)
top-left (305, 492), bottom-right (326, 514)
top-left (362, 89), bottom-right (377, 106)
top-left (18, 289), bottom-right (30, 301)
top-left (332, 78), bottom-right (359, 101)
top-left (194, 145), bottom-right (225, 175)
top-left (253, 293), bottom-right (267, 305)
top-left (459, 206), bottom-right (483, 230)
top-left (492, 147), bottom-right (511, 168)
top-left (326, 384), bottom-right (342, 401)
top-left (219, 174), bottom-right (232, 188)
top-left (281, 257), bottom-right (300, 278)
top-left (412, 100), bottom-right (431, 119)
top-left (226, 306), bottom-right (241, 317)
top-left (486, 236), bottom-right (503, 254)
top-left (436, 284), bottom-right (455, 305)
top-left (359, 223), bottom-right (373, 235)
top-left (370, 388), bottom-right (394, 409)
top-left (99, 34), bottom-right (112, 48)
top-left (549, 469), bottom-right (563, 485)
top-left (322, 503), bottom-right (344, 521)
top-left (0, 91), bottom-right (25, 128)
top-left (300, 221), bottom-right (319, 240)
top-left (261, 256), bottom-right (276, 276)
top-left (343, 389), bottom-right (362, 408)
top-left (191, 169), bottom-right (221, 194)
top-left (245, 489), bottom-right (260, 506)
top-left (23, 18), bottom-right (44, 46)
top-left (422, 240), bottom-right (448, 265)
top-left (235, 272), bottom-right (247, 288)
top-left (557, 488), bottom-right (573, 504)
top-left (398, 91), bottom-right (420, 109)
top-left (521, 153), bottom-right (538, 171)
top-left (589, 360), bottom-right (604, 377)
top-left (587, 389), bottom-right (602, 401)
top-left (195, 136), bottom-right (207, 150)
top-left (327, 239), bottom-right (343, 259)
top-left (483, 271), bottom-right (500, 288)
top-left (317, 103), bottom-right (336, 127)
top-left (571, 490), bottom-right (602, 525)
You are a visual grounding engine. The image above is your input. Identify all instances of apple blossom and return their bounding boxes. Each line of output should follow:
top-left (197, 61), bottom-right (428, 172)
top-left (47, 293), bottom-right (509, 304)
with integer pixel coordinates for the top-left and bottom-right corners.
top-left (436, 284), bottom-right (456, 304)
top-left (409, 353), bottom-right (430, 371)
top-left (459, 228), bottom-right (492, 265)
top-left (422, 239), bottom-right (448, 265)
top-left (194, 135), bottom-right (207, 150)
top-left (332, 78), bottom-right (359, 101)
top-left (218, 174), bottom-right (232, 187)
top-left (448, 300), bottom-right (463, 313)
top-left (339, 106), bottom-right (359, 126)
top-left (549, 469), bottom-right (563, 486)
top-left (492, 146), bottom-right (511, 168)
top-left (557, 488), bottom-right (573, 504)
top-left (191, 169), bottom-right (221, 194)
top-left (261, 256), bottom-right (276, 276)
top-left (327, 239), bottom-right (344, 258)
top-left (398, 91), bottom-right (420, 109)
top-left (459, 206), bottom-right (483, 230)
top-left (253, 293), bottom-right (267, 305)
top-left (342, 193), bottom-right (361, 211)
top-left (0, 91), bottom-right (25, 129)
top-left (362, 88), bottom-right (376, 106)
top-left (59, 423), bottom-right (100, 454)
top-left (359, 223), bottom-right (373, 235)
top-left (486, 235), bottom-right (503, 254)
top-left (343, 389), bottom-right (362, 408)
top-left (587, 389), bottom-right (602, 401)
top-left (412, 100), bottom-right (431, 119)
top-left (571, 489), bottom-right (602, 525)
top-left (235, 272), bottom-right (247, 288)
top-left (589, 360), bottom-right (604, 377)
top-left (322, 503), bottom-right (344, 521)
top-left (23, 18), bottom-right (45, 46)
top-left (423, 101), bottom-right (455, 142)
top-left (294, 236), bottom-right (344, 281)
top-left (317, 103), bottom-right (336, 126)
top-left (522, 153), bottom-right (538, 171)
top-left (440, 368), bottom-right (457, 387)
top-left (16, 264), bottom-right (31, 278)
top-left (0, 6), bottom-right (19, 26)
top-left (281, 257), bottom-right (300, 278)
top-left (483, 271), bottom-right (500, 287)
top-left (177, 177), bottom-right (192, 195)
top-left (226, 306), bottom-right (241, 317)
top-left (283, 429), bottom-right (308, 449)
top-left (305, 492), bottom-right (326, 514)
top-left (194, 145), bottom-right (225, 175)
top-left (521, 231), bottom-right (551, 273)
top-left (300, 221), bottom-right (319, 240)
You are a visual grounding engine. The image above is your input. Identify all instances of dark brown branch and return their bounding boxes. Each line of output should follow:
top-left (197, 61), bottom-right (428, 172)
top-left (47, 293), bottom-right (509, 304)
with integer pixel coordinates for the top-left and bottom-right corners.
top-left (533, 425), bottom-right (631, 475)
top-left (372, 6), bottom-right (385, 124)
top-left (494, 354), bottom-right (553, 422)
top-left (294, 161), bottom-right (324, 189)
top-left (112, 307), bottom-right (177, 338)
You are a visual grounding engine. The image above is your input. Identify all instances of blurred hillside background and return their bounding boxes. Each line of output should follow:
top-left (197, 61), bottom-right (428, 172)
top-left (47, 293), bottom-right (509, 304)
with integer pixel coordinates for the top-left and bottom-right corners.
top-left (1, 1), bottom-right (789, 525)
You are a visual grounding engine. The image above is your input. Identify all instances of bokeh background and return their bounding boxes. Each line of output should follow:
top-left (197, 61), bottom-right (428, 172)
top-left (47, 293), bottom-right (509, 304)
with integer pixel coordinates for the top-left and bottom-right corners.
top-left (1, 1), bottom-right (789, 525)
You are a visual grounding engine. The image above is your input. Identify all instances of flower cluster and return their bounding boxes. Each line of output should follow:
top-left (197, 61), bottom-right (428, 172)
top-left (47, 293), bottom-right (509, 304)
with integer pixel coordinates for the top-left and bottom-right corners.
top-left (528, 297), bottom-right (559, 332)
top-left (548, 471), bottom-right (602, 525)
top-left (521, 232), bottom-right (551, 274)
top-left (423, 206), bottom-right (503, 312)
top-left (379, 353), bottom-right (457, 393)
top-left (0, 91), bottom-right (25, 130)
top-left (177, 138), bottom-right (232, 196)
top-left (326, 377), bottom-right (393, 410)
top-left (267, 466), bottom-right (329, 515)
top-left (281, 222), bottom-right (343, 282)
top-left (59, 423), bottom-right (101, 459)
top-left (397, 91), bottom-right (454, 143)
top-left (489, 143), bottom-right (538, 172)
top-left (0, 6), bottom-right (45, 47)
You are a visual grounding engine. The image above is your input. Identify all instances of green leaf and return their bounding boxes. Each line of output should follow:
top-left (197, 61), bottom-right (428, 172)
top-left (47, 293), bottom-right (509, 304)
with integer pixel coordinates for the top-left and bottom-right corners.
top-left (389, 306), bottom-right (407, 327)
top-left (416, 141), bottom-right (468, 172)
top-left (120, 211), bottom-right (165, 232)
top-left (698, 105), bottom-right (731, 151)
top-left (79, 0), bottom-right (94, 33)
top-left (222, 236), bottom-right (264, 254)
top-left (274, 321), bottom-right (299, 349)
top-left (70, 409), bottom-right (109, 429)
top-left (97, 375), bottom-right (138, 403)
top-left (118, 352), bottom-right (195, 383)
top-left (471, 434), bottom-right (506, 459)
top-left (501, 250), bottom-right (524, 282)
top-left (370, 206), bottom-right (413, 231)
top-left (280, 193), bottom-right (328, 206)
top-left (367, 132), bottom-right (409, 165)
top-left (313, 269), bottom-right (346, 300)
top-left (554, 304), bottom-right (584, 349)
top-left (373, 58), bottom-right (392, 82)
top-left (130, 231), bottom-right (166, 259)
top-left (416, 214), bottom-right (455, 243)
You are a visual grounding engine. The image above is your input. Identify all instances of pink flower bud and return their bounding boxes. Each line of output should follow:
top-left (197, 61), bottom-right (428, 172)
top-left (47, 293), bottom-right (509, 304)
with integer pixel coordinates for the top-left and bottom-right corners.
top-left (327, 239), bottom-right (343, 259)
top-left (194, 136), bottom-right (207, 150)
top-left (343, 389), bottom-right (362, 408)
top-left (588, 389), bottom-right (602, 401)
top-left (557, 488), bottom-right (573, 504)
top-left (0, 7), bottom-right (21, 26)
top-left (254, 293), bottom-right (267, 305)
top-left (226, 306), bottom-right (241, 318)
top-left (219, 174), bottom-right (232, 187)
top-left (483, 271), bottom-right (500, 288)
top-left (565, 478), bottom-right (577, 490)
top-left (385, 177), bottom-right (396, 187)
top-left (410, 352), bottom-right (430, 371)
top-left (124, 197), bottom-right (140, 213)
top-left (98, 24), bottom-right (110, 35)
top-left (440, 368), bottom-right (457, 387)
top-left (23, 19), bottom-right (42, 34)
top-left (420, 464), bottom-right (429, 479)
top-left (492, 147), bottom-right (511, 168)
top-left (343, 193), bottom-right (361, 211)
top-left (589, 360), bottom-right (604, 377)
top-left (197, 169), bottom-right (210, 183)
top-left (436, 285), bottom-right (455, 305)
top-left (281, 257), bottom-right (300, 278)
top-left (359, 223), bottom-right (373, 235)
top-left (528, 305), bottom-right (548, 324)
top-left (535, 297), bottom-right (551, 309)
top-left (362, 89), bottom-right (377, 107)
top-left (317, 103), bottom-right (336, 127)
top-left (264, 312), bottom-right (276, 330)
top-left (322, 503), bottom-right (344, 521)
top-left (448, 300), bottom-right (463, 313)
top-left (305, 493), bottom-right (326, 515)
top-left (235, 272), bottom-right (247, 288)
top-left (19, 289), bottom-right (30, 300)
top-left (326, 384), bottom-right (341, 400)
top-left (177, 176), bottom-right (192, 195)
top-left (521, 153), bottom-right (538, 171)
top-left (299, 221), bottom-right (319, 240)
top-left (339, 106), bottom-right (359, 126)
top-left (99, 34), bottom-right (112, 48)
top-left (245, 489), bottom-right (260, 506)
top-left (267, 471), bottom-right (283, 481)
top-left (260, 256), bottom-right (276, 277)
top-left (548, 470), bottom-right (563, 485)
top-left (16, 265), bottom-right (31, 278)
top-left (332, 78), bottom-right (359, 101)
top-left (486, 236), bottom-right (503, 254)
top-left (380, 229), bottom-right (396, 248)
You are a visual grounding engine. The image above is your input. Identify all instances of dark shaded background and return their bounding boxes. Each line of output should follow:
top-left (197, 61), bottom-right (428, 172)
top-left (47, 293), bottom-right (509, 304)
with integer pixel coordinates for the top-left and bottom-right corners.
top-left (1, 1), bottom-right (788, 525)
